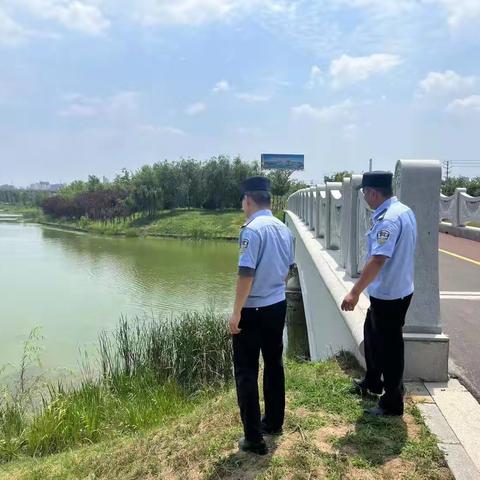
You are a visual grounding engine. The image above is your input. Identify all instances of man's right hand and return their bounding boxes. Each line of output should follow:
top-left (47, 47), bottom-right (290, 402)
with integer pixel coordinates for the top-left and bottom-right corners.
top-left (229, 311), bottom-right (242, 335)
top-left (341, 290), bottom-right (360, 311)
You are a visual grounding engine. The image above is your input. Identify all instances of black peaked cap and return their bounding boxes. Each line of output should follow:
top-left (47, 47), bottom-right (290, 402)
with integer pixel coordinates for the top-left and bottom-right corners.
top-left (361, 171), bottom-right (393, 189)
top-left (240, 176), bottom-right (271, 194)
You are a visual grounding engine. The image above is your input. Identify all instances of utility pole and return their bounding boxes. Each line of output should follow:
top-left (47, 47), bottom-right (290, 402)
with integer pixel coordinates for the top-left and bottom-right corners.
top-left (443, 160), bottom-right (450, 181)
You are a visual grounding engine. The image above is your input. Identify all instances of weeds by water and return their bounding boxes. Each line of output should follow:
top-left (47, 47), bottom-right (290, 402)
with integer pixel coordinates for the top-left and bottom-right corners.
top-left (0, 310), bottom-right (232, 463)
top-left (99, 311), bottom-right (233, 392)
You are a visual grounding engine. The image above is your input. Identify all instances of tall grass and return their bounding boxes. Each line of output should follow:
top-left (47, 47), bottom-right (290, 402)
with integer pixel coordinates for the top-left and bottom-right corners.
top-left (100, 310), bottom-right (233, 391)
top-left (0, 309), bottom-right (233, 463)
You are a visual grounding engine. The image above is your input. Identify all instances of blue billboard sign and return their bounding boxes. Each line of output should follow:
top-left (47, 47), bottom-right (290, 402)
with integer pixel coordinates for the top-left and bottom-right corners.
top-left (261, 153), bottom-right (304, 171)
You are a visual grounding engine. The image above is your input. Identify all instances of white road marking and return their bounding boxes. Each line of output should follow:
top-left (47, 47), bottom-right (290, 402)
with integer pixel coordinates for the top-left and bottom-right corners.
top-left (440, 291), bottom-right (480, 300)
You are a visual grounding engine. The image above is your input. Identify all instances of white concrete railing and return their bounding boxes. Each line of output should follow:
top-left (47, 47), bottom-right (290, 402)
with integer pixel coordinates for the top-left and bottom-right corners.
top-left (285, 160), bottom-right (450, 381)
top-left (440, 187), bottom-right (480, 227)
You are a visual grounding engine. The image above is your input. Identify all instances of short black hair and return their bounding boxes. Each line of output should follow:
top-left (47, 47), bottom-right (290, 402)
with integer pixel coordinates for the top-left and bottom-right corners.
top-left (244, 190), bottom-right (271, 207)
top-left (369, 186), bottom-right (393, 197)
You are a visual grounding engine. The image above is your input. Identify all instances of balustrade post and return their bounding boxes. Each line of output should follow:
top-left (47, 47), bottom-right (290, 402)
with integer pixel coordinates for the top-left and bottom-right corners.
top-left (346, 175), bottom-right (362, 277)
top-left (325, 182), bottom-right (342, 249)
top-left (395, 160), bottom-right (442, 334)
top-left (340, 177), bottom-right (351, 268)
top-left (454, 187), bottom-right (467, 227)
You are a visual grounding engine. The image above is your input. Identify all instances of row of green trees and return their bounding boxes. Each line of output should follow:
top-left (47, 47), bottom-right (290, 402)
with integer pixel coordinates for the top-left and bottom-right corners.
top-left (38, 157), bottom-right (307, 221)
top-left (0, 189), bottom-right (52, 206)
top-left (441, 176), bottom-right (480, 197)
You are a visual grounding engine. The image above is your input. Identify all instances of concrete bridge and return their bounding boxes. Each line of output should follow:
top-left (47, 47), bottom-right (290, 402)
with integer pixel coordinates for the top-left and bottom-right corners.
top-left (440, 187), bottom-right (480, 241)
top-left (285, 160), bottom-right (451, 382)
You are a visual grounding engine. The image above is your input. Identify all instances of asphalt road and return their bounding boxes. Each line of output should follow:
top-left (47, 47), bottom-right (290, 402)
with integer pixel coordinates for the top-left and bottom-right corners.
top-left (439, 233), bottom-right (480, 398)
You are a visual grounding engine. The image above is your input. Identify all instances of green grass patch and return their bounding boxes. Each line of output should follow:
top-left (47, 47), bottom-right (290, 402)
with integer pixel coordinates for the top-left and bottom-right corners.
top-left (2, 354), bottom-right (453, 480)
top-left (285, 353), bottom-right (363, 422)
top-left (39, 209), bottom-right (245, 239)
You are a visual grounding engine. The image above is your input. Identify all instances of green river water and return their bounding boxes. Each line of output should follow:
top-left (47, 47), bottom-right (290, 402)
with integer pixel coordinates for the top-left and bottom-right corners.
top-left (0, 222), bottom-right (238, 373)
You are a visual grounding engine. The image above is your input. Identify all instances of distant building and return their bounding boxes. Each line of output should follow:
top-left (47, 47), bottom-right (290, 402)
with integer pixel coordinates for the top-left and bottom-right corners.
top-left (0, 184), bottom-right (16, 190)
top-left (28, 181), bottom-right (65, 192)
top-left (29, 181), bottom-right (50, 191)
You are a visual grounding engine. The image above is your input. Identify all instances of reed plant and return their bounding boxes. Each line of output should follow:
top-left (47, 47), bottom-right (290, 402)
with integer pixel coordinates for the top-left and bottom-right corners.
top-left (0, 309), bottom-right (232, 462)
top-left (99, 310), bottom-right (234, 391)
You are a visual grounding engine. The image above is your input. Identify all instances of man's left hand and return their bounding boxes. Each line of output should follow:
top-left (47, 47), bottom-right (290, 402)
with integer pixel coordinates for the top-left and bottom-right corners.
top-left (229, 312), bottom-right (242, 335)
top-left (341, 291), bottom-right (360, 311)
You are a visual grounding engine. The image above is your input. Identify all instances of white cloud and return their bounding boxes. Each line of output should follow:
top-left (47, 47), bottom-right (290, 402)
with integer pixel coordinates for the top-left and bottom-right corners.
top-left (291, 99), bottom-right (354, 122)
top-left (58, 91), bottom-right (140, 117)
top-left (185, 101), bottom-right (206, 115)
top-left (212, 80), bottom-right (230, 92)
top-left (419, 70), bottom-right (476, 96)
top-left (334, 0), bottom-right (480, 28)
top-left (139, 124), bottom-right (186, 135)
top-left (343, 122), bottom-right (358, 141)
top-left (446, 95), bottom-right (480, 114)
top-left (429, 0), bottom-right (480, 28)
top-left (235, 92), bottom-right (270, 102)
top-left (305, 65), bottom-right (322, 89)
top-left (0, 8), bottom-right (28, 45)
top-left (262, 76), bottom-right (291, 88)
top-left (330, 53), bottom-right (402, 88)
top-left (13, 0), bottom-right (110, 35)
top-left (58, 102), bottom-right (99, 117)
top-left (335, 0), bottom-right (416, 14)
top-left (107, 91), bottom-right (140, 113)
top-left (54, 1), bottom-right (110, 34)
top-left (134, 0), bottom-right (293, 26)
top-left (236, 126), bottom-right (263, 136)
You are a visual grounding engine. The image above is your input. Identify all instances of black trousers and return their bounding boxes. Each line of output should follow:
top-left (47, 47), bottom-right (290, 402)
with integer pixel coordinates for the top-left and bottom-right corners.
top-left (232, 300), bottom-right (287, 442)
top-left (364, 293), bottom-right (413, 413)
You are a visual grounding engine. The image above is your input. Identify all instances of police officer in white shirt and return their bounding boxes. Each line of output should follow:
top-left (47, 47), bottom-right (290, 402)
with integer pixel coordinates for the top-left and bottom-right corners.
top-left (230, 176), bottom-right (295, 455)
top-left (341, 171), bottom-right (417, 416)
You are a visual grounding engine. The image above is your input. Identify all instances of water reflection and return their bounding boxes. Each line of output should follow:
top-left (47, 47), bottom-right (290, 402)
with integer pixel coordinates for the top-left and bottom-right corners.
top-left (0, 223), bottom-right (238, 370)
top-left (40, 227), bottom-right (238, 312)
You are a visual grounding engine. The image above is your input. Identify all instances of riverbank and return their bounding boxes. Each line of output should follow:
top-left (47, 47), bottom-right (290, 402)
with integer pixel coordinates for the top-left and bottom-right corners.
top-left (0, 205), bottom-right (247, 239)
top-left (65, 209), bottom-right (245, 239)
top-left (2, 352), bottom-right (452, 480)
top-left (1, 205), bottom-right (287, 240)
top-left (0, 205), bottom-right (44, 223)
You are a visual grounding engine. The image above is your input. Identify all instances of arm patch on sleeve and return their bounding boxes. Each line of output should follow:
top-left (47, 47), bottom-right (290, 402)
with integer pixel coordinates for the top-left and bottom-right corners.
top-left (377, 229), bottom-right (391, 245)
top-left (240, 239), bottom-right (249, 254)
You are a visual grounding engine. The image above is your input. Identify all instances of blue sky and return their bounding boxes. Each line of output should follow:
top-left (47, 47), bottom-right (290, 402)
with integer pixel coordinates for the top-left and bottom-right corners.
top-left (1, 0), bottom-right (480, 186)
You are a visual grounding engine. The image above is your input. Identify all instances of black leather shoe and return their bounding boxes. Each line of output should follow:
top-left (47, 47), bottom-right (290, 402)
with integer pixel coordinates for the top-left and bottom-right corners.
top-left (364, 406), bottom-right (403, 416)
top-left (351, 378), bottom-right (383, 396)
top-left (238, 437), bottom-right (268, 455)
top-left (260, 423), bottom-right (283, 436)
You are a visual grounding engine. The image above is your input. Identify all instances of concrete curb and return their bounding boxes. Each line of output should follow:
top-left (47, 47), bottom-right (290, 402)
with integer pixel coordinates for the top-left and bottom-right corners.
top-left (409, 379), bottom-right (480, 479)
top-left (440, 223), bottom-right (480, 242)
